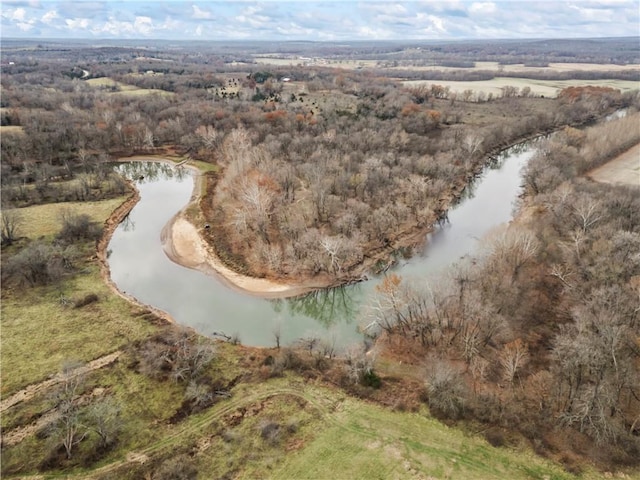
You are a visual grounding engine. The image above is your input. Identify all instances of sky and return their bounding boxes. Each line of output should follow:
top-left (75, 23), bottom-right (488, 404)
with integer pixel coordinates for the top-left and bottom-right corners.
top-left (1, 1), bottom-right (639, 41)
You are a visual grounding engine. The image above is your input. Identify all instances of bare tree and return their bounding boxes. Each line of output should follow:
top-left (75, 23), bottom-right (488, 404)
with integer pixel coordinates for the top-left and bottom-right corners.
top-left (499, 339), bottom-right (529, 385)
top-left (1, 206), bottom-right (22, 246)
top-left (344, 344), bottom-right (376, 385)
top-left (50, 361), bottom-right (88, 459)
top-left (87, 396), bottom-right (122, 448)
top-left (426, 361), bottom-right (467, 419)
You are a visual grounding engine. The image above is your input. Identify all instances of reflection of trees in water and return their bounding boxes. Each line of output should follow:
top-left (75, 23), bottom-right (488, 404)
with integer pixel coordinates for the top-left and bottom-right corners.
top-left (272, 285), bottom-right (359, 328)
top-left (120, 212), bottom-right (135, 232)
top-left (459, 139), bottom-right (536, 202)
top-left (113, 162), bottom-right (189, 183)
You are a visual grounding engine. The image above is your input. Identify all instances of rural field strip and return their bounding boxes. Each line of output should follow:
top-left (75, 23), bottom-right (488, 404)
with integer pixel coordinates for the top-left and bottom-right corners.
top-left (0, 351), bottom-right (122, 414)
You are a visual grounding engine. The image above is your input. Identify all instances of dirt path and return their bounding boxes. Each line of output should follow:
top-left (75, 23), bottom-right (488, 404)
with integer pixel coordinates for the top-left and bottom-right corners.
top-left (3, 410), bottom-right (61, 447)
top-left (587, 143), bottom-right (640, 186)
top-left (0, 351), bottom-right (122, 414)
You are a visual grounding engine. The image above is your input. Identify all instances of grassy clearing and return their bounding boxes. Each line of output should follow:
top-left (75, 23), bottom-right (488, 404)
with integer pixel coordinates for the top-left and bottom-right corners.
top-left (270, 390), bottom-right (593, 480)
top-left (391, 61), bottom-right (640, 73)
top-left (403, 77), bottom-right (640, 98)
top-left (188, 159), bottom-right (218, 174)
top-left (85, 77), bottom-right (172, 97)
top-left (588, 143), bottom-right (640, 186)
top-left (14, 197), bottom-right (127, 240)
top-left (0, 125), bottom-right (25, 135)
top-left (0, 262), bottom-right (159, 397)
top-left (0, 196), bottom-right (160, 396)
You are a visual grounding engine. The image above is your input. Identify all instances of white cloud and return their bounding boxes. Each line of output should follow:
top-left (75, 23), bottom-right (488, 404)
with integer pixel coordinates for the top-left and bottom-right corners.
top-left (92, 15), bottom-right (155, 37)
top-left (570, 5), bottom-right (614, 21)
top-left (363, 2), bottom-right (407, 15)
top-left (134, 16), bottom-right (153, 35)
top-left (469, 2), bottom-right (497, 15)
top-left (236, 13), bottom-right (270, 29)
top-left (9, 7), bottom-right (28, 21)
top-left (192, 5), bottom-right (213, 20)
top-left (16, 21), bottom-right (35, 31)
top-left (428, 14), bottom-right (446, 33)
top-left (41, 9), bottom-right (58, 25)
top-left (357, 25), bottom-right (393, 39)
top-left (65, 17), bottom-right (90, 30)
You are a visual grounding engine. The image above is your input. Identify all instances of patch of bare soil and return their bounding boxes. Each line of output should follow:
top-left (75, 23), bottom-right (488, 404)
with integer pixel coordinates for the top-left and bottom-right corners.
top-left (3, 409), bottom-right (60, 447)
top-left (587, 143), bottom-right (640, 186)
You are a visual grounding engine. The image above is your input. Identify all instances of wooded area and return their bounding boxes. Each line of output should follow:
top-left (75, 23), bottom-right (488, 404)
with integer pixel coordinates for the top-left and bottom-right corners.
top-left (1, 38), bottom-right (639, 476)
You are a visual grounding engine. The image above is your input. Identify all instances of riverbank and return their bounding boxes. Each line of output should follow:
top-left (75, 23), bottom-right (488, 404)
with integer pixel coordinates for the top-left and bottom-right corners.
top-left (161, 210), bottom-right (327, 298)
top-left (96, 162), bottom-right (176, 323)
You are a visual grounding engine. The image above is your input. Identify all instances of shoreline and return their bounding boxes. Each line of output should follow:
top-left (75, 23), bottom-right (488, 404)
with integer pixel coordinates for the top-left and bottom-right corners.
top-left (96, 181), bottom-right (176, 324)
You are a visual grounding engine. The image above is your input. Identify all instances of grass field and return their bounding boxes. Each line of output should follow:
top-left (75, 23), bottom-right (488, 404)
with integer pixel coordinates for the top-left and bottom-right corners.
top-left (253, 56), bottom-right (640, 73)
top-left (269, 390), bottom-right (588, 480)
top-left (14, 197), bottom-right (127, 240)
top-left (0, 196), bottom-right (159, 397)
top-left (85, 77), bottom-right (173, 97)
top-left (587, 143), bottom-right (640, 186)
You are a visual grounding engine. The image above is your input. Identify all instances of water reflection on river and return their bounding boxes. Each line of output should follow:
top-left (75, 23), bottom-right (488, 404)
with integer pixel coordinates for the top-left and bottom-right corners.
top-left (108, 140), bottom-right (538, 349)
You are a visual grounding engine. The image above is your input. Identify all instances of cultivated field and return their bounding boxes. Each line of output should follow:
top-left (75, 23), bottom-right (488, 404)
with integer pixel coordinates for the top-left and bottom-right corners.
top-left (402, 77), bottom-right (640, 98)
top-left (588, 143), bottom-right (640, 186)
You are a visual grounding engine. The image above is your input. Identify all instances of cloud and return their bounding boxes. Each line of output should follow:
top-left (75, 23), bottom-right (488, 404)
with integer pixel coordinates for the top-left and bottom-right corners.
top-left (469, 2), bottom-right (497, 15)
top-left (8, 7), bottom-right (28, 21)
top-left (0, 1), bottom-right (637, 40)
top-left (192, 5), bottom-right (213, 20)
top-left (41, 9), bottom-right (58, 25)
top-left (65, 17), bottom-right (90, 30)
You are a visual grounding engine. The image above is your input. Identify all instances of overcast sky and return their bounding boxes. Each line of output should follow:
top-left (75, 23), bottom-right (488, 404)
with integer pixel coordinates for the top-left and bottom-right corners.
top-left (1, 1), bottom-right (639, 41)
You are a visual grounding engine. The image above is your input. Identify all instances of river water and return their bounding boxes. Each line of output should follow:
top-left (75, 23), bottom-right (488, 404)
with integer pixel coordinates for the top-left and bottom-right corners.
top-left (108, 141), bottom-right (538, 349)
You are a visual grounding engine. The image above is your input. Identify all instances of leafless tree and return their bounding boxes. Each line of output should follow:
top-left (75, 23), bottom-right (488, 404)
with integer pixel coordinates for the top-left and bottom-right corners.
top-left (1, 206), bottom-right (22, 245)
top-left (50, 361), bottom-right (88, 459)
top-left (499, 339), bottom-right (529, 385)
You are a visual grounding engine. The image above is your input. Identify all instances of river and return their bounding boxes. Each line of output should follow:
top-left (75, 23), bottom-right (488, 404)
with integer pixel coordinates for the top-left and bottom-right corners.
top-left (108, 140), bottom-right (538, 349)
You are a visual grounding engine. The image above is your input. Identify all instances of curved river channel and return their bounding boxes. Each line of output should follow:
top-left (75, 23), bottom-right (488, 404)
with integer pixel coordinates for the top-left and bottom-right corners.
top-left (108, 141), bottom-right (538, 348)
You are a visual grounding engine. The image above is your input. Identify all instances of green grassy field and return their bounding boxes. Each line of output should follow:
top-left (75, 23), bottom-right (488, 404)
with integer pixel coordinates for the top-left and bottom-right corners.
top-left (14, 197), bottom-right (127, 240)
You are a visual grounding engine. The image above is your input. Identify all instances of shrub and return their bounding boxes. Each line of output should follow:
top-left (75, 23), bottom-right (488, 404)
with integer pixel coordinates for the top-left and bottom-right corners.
top-left (57, 211), bottom-right (102, 243)
top-left (74, 293), bottom-right (99, 308)
top-left (425, 362), bottom-right (468, 420)
top-left (2, 241), bottom-right (76, 286)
